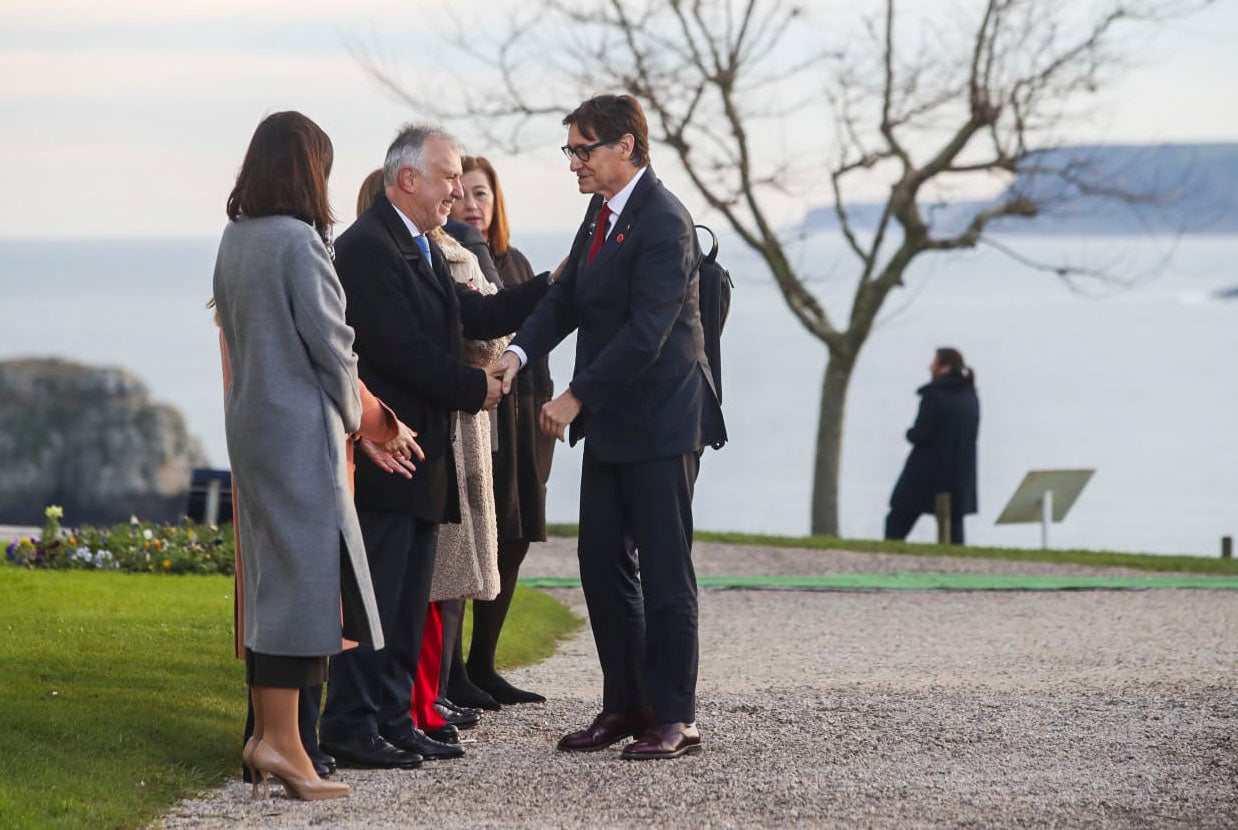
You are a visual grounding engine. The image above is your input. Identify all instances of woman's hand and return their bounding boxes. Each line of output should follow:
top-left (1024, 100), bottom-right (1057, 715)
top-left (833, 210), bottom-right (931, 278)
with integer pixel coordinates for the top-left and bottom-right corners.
top-left (384, 421), bottom-right (426, 463)
top-left (359, 437), bottom-right (417, 478)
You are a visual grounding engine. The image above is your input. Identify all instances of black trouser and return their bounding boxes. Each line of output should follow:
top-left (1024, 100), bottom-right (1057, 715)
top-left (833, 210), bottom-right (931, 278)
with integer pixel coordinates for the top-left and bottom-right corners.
top-left (320, 512), bottom-right (439, 742)
top-left (578, 447), bottom-right (700, 724)
top-left (884, 509), bottom-right (965, 545)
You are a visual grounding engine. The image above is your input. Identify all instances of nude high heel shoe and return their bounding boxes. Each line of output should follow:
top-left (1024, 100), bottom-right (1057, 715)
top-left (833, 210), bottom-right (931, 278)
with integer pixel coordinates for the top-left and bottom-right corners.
top-left (242, 737), bottom-right (265, 800)
top-left (251, 742), bottom-right (350, 801)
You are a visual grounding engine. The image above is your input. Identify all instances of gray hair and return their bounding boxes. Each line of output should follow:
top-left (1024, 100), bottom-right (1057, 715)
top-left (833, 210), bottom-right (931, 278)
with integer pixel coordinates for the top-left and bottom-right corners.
top-left (383, 124), bottom-right (460, 186)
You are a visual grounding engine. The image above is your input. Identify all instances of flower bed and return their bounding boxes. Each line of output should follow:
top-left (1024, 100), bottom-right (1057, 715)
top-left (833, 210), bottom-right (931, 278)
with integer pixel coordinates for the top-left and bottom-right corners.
top-left (5, 505), bottom-right (235, 575)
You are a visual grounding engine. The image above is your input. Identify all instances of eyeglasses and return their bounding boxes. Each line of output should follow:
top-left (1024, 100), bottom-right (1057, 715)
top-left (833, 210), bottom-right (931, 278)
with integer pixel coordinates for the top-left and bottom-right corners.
top-left (561, 139), bottom-right (612, 162)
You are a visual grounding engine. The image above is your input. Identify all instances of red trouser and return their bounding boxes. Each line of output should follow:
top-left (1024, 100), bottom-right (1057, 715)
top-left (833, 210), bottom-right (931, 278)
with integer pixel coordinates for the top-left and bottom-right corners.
top-left (411, 601), bottom-right (447, 729)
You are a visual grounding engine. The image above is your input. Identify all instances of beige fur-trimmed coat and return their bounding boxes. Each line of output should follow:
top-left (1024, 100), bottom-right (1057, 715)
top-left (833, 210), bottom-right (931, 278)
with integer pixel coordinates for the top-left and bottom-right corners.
top-left (428, 229), bottom-right (508, 602)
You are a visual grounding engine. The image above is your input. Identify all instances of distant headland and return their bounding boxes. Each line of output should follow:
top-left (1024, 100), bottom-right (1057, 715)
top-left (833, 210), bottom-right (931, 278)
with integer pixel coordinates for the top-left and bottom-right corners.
top-left (0, 358), bottom-right (206, 525)
top-left (802, 143), bottom-right (1238, 236)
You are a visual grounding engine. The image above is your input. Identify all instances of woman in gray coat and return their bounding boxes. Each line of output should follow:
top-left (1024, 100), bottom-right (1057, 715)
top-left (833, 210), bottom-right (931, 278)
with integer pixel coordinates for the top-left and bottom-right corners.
top-left (212, 111), bottom-right (383, 801)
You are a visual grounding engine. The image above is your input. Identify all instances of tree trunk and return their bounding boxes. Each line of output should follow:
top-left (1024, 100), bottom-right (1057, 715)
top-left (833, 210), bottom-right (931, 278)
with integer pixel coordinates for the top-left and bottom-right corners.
top-left (810, 349), bottom-right (856, 536)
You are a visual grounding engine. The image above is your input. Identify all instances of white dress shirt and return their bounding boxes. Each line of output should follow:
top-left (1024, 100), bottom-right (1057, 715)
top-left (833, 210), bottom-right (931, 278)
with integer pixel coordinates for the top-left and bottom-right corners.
top-left (391, 202), bottom-right (425, 241)
top-left (506, 167), bottom-right (649, 369)
top-left (598, 166), bottom-right (646, 239)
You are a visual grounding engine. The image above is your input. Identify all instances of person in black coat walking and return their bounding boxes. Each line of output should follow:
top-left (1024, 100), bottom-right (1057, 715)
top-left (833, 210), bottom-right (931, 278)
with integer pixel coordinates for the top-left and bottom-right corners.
top-left (885, 348), bottom-right (980, 545)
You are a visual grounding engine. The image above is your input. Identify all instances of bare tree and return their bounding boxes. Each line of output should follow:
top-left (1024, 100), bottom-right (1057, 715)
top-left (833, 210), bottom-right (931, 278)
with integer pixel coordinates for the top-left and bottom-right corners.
top-left (356, 0), bottom-right (1210, 536)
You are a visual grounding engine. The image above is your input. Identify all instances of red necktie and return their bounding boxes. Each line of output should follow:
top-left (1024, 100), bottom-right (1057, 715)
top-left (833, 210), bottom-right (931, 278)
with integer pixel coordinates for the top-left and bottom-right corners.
top-left (587, 202), bottom-right (612, 265)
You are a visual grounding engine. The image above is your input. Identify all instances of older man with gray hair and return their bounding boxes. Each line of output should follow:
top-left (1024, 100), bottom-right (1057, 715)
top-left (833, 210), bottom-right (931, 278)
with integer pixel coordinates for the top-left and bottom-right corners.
top-left (319, 124), bottom-right (551, 770)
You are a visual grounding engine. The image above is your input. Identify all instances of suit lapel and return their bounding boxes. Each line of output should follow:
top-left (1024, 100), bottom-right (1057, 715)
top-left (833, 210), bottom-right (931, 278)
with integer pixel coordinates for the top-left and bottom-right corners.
top-left (566, 194), bottom-right (604, 276)
top-left (413, 243), bottom-right (450, 299)
top-left (425, 238), bottom-right (458, 303)
top-left (373, 193), bottom-right (448, 300)
top-left (584, 168), bottom-right (658, 275)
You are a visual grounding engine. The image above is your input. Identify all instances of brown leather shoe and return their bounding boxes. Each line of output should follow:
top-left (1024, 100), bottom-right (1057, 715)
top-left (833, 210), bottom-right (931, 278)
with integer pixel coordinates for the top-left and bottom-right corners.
top-left (556, 709), bottom-right (653, 752)
top-left (620, 722), bottom-right (702, 760)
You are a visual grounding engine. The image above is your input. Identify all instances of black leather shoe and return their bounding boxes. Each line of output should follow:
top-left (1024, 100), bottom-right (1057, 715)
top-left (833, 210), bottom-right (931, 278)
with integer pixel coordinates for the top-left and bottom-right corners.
top-left (425, 723), bottom-right (460, 744)
top-left (321, 734), bottom-right (422, 769)
top-left (434, 700), bottom-right (480, 728)
top-left (439, 697), bottom-right (483, 718)
top-left (384, 727), bottom-right (465, 760)
top-left (310, 751), bottom-right (336, 777)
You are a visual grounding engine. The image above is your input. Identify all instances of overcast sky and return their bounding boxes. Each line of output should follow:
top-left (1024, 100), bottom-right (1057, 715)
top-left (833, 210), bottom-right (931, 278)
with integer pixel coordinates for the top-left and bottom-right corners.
top-left (2, 0), bottom-right (1235, 239)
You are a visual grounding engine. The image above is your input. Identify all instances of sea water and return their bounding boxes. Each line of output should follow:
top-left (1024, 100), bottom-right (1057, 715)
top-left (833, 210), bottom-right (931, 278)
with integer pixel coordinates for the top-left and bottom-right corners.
top-left (2, 232), bottom-right (1234, 555)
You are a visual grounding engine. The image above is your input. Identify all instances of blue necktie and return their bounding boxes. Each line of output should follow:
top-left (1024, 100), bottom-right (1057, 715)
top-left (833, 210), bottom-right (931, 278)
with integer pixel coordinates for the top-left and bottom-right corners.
top-left (414, 234), bottom-right (431, 262)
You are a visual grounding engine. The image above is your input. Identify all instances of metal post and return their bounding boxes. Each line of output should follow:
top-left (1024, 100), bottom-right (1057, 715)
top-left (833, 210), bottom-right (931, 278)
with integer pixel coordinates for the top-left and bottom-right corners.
top-left (935, 492), bottom-right (952, 545)
top-left (1223, 536), bottom-right (1233, 560)
top-left (1040, 489), bottom-right (1053, 550)
top-left (205, 479), bottom-right (221, 527)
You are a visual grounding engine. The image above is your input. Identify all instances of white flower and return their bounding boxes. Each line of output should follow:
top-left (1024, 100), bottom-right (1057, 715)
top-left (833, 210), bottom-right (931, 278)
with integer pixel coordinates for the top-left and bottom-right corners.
top-left (45, 505), bottom-right (64, 520)
top-left (143, 529), bottom-right (154, 540)
top-left (130, 515), bottom-right (139, 525)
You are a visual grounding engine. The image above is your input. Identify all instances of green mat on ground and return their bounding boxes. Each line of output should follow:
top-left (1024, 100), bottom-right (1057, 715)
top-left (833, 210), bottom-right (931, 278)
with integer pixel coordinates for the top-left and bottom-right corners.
top-left (520, 573), bottom-right (1238, 591)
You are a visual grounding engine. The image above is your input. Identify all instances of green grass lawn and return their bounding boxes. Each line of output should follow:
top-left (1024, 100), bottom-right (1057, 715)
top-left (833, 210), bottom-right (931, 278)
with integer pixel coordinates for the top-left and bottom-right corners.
top-left (546, 524), bottom-right (1238, 575)
top-left (0, 569), bottom-right (581, 830)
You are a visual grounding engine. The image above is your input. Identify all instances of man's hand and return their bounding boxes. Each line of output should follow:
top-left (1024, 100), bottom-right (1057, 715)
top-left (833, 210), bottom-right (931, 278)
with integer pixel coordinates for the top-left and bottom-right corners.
top-left (359, 437), bottom-right (417, 479)
top-left (540, 389), bottom-right (582, 442)
top-left (551, 255), bottom-right (569, 282)
top-left (384, 421), bottom-right (425, 463)
top-left (488, 351), bottom-right (522, 395)
top-left (483, 372), bottom-right (504, 410)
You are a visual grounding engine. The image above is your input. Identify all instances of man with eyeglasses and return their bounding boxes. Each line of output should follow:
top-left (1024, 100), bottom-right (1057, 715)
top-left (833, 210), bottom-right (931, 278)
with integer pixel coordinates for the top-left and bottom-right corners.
top-left (490, 94), bottom-right (727, 760)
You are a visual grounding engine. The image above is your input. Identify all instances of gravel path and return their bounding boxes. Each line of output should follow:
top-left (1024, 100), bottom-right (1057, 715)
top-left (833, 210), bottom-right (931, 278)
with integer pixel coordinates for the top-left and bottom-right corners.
top-left (157, 542), bottom-right (1238, 829)
top-left (524, 537), bottom-right (1191, 579)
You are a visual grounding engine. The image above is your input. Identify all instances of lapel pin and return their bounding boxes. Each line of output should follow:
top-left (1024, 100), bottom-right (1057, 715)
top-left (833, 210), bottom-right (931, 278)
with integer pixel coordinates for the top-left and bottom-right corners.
top-left (616, 233), bottom-right (625, 243)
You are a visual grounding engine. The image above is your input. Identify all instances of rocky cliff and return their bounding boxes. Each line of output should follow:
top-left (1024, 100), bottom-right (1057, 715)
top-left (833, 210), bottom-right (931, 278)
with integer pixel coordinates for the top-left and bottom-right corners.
top-left (0, 358), bottom-right (207, 525)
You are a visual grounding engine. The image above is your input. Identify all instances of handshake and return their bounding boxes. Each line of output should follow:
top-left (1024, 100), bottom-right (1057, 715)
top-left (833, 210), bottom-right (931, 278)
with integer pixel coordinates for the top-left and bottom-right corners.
top-left (483, 351), bottom-right (522, 410)
top-left (482, 349), bottom-right (581, 442)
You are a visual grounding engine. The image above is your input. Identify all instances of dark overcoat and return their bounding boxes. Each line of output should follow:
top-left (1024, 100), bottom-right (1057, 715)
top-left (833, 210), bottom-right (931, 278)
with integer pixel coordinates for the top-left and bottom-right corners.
top-left (491, 246), bottom-right (555, 542)
top-left (335, 193), bottom-right (549, 524)
top-left (889, 371), bottom-right (980, 516)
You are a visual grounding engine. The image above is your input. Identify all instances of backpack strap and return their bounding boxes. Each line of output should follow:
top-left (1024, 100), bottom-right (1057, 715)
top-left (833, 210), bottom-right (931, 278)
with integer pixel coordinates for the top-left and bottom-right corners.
top-left (695, 224), bottom-right (719, 264)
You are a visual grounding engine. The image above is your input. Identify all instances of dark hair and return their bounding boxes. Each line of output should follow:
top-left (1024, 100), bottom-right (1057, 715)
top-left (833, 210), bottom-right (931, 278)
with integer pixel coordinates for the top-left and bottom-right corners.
top-left (936, 347), bottom-right (976, 384)
top-left (356, 167), bottom-right (385, 218)
top-left (461, 156), bottom-right (512, 256)
top-left (563, 94), bottom-right (650, 167)
top-left (226, 111), bottom-right (335, 239)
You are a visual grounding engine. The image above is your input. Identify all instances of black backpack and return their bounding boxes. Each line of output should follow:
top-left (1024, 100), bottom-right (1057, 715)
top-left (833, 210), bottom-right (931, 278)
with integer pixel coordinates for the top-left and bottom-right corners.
top-left (694, 225), bottom-right (733, 404)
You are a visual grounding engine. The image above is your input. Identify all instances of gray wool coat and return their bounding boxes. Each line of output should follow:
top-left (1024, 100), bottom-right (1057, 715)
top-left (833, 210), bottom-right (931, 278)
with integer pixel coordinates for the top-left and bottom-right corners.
top-left (213, 215), bottom-right (384, 656)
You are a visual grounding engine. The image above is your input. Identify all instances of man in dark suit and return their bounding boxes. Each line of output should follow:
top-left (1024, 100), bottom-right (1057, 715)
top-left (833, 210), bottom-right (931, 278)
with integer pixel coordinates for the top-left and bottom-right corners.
top-left (491, 94), bottom-right (726, 760)
top-left (320, 124), bottom-right (550, 769)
